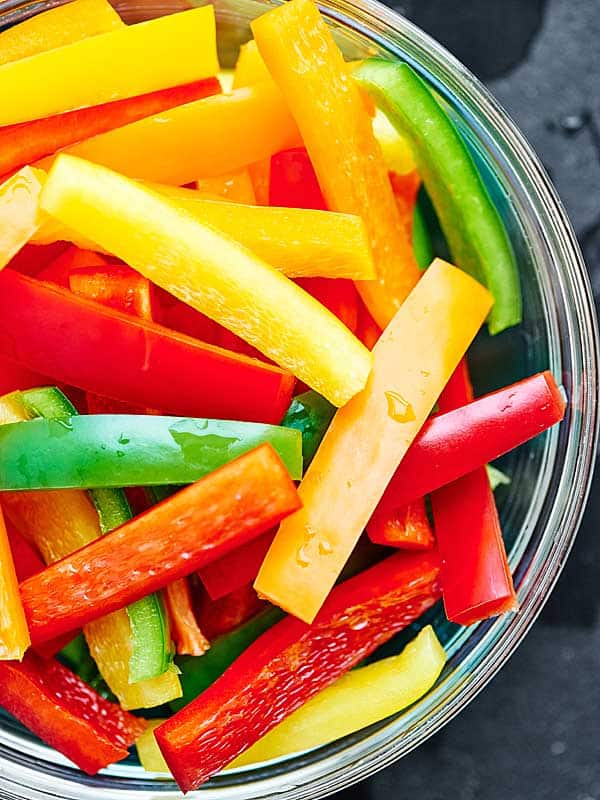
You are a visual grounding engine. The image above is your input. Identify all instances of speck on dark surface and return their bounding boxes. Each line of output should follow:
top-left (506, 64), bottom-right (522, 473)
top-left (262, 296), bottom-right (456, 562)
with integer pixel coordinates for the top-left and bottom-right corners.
top-left (336, 2), bottom-right (600, 799)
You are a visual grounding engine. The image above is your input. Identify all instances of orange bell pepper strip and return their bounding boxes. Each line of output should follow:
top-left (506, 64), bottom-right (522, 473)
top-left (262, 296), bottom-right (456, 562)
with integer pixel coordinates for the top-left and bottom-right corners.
top-left (164, 579), bottom-right (210, 658)
top-left (195, 171), bottom-right (257, 204)
top-left (255, 259), bottom-right (493, 623)
top-left (0, 506), bottom-right (30, 660)
top-left (0, 395), bottom-right (182, 709)
top-left (0, 0), bottom-right (122, 67)
top-left (38, 245), bottom-right (110, 287)
top-left (41, 155), bottom-right (372, 407)
top-left (247, 159), bottom-right (272, 205)
top-left (252, 0), bottom-right (420, 329)
top-left (0, 79), bottom-right (221, 180)
top-left (367, 496), bottom-right (435, 550)
top-left (40, 82), bottom-right (301, 186)
top-left (0, 167), bottom-right (46, 270)
top-left (152, 184), bottom-right (376, 280)
top-left (0, 7), bottom-right (218, 126)
top-left (233, 40), bottom-right (272, 88)
top-left (20, 445), bottom-right (301, 646)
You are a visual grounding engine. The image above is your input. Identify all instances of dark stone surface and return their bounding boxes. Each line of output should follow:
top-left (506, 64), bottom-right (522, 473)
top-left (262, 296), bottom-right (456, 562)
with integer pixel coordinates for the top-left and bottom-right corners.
top-left (336, 2), bottom-right (600, 799)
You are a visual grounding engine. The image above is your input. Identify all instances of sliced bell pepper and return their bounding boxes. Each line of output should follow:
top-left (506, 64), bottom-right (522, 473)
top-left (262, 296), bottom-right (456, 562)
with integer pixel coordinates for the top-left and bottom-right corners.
top-left (149, 184), bottom-right (376, 280)
top-left (137, 719), bottom-right (170, 773)
top-left (0, 167), bottom-right (46, 269)
top-left (367, 497), bottom-right (435, 550)
top-left (252, 0), bottom-right (420, 329)
top-left (0, 7), bottom-right (218, 126)
top-left (41, 155), bottom-right (372, 407)
top-left (354, 60), bottom-right (522, 334)
top-left (256, 259), bottom-right (492, 623)
top-left (40, 82), bottom-right (301, 185)
top-left (6, 519), bottom-right (44, 582)
top-left (171, 606), bottom-right (283, 714)
top-left (0, 79), bottom-right (221, 179)
top-left (231, 625), bottom-right (445, 767)
top-left (198, 582), bottom-right (265, 640)
top-left (0, 0), bottom-right (122, 67)
top-left (198, 531), bottom-right (275, 601)
top-left (247, 158), bottom-right (272, 205)
top-left (0, 506), bottom-right (30, 660)
top-left (0, 396), bottom-right (181, 709)
top-left (296, 278), bottom-right (360, 333)
top-left (430, 359), bottom-right (518, 624)
top-left (20, 386), bottom-right (175, 685)
top-left (0, 354), bottom-right (49, 396)
top-left (195, 170), bottom-right (257, 204)
top-left (159, 297), bottom-right (218, 345)
top-left (164, 579), bottom-right (210, 657)
top-left (413, 202), bottom-right (435, 270)
top-left (0, 413), bottom-right (302, 488)
top-left (156, 549), bottom-right (441, 791)
top-left (69, 265), bottom-right (156, 321)
top-left (0, 270), bottom-right (295, 424)
top-left (356, 303), bottom-right (382, 350)
top-left (233, 40), bottom-right (272, 88)
top-left (0, 652), bottom-right (146, 774)
top-left (281, 389), bottom-right (336, 468)
top-left (372, 109), bottom-right (417, 175)
top-left (269, 147), bottom-right (327, 210)
top-left (38, 245), bottom-right (110, 287)
top-left (7, 241), bottom-right (68, 276)
top-left (20, 445), bottom-right (301, 645)
top-left (374, 370), bottom-right (565, 513)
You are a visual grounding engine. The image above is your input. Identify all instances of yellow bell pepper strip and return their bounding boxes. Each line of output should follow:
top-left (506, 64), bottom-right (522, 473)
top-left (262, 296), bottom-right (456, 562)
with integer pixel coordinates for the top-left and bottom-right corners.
top-left (39, 82), bottom-right (301, 186)
top-left (230, 625), bottom-right (445, 767)
top-left (255, 259), bottom-right (493, 623)
top-left (372, 109), bottom-right (417, 175)
top-left (41, 155), bottom-right (372, 407)
top-left (0, 394), bottom-right (182, 709)
top-left (0, 167), bottom-right (46, 270)
top-left (137, 719), bottom-right (171, 774)
top-left (0, 505), bottom-right (30, 660)
top-left (233, 40), bottom-right (272, 88)
top-left (0, 7), bottom-right (218, 126)
top-left (252, 0), bottom-right (420, 329)
top-left (195, 171), bottom-right (257, 204)
top-left (0, 0), bottom-right (123, 68)
top-left (151, 184), bottom-right (376, 280)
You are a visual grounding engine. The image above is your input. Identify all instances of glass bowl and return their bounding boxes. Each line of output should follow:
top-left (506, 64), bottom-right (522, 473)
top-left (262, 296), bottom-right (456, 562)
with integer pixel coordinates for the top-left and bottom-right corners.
top-left (0, 0), bottom-right (597, 797)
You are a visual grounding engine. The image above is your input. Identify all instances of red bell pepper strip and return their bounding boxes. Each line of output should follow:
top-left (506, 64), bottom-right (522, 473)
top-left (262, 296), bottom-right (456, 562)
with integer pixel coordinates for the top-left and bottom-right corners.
top-left (20, 445), bottom-right (301, 645)
top-left (8, 242), bottom-right (68, 276)
top-left (0, 354), bottom-right (49, 395)
top-left (198, 530), bottom-right (275, 601)
top-left (164, 578), bottom-right (210, 657)
top-left (156, 549), bottom-right (441, 791)
top-left (6, 520), bottom-right (44, 582)
top-left (159, 298), bottom-right (218, 344)
top-left (0, 270), bottom-right (295, 423)
top-left (37, 245), bottom-right (111, 287)
top-left (296, 277), bottom-right (359, 333)
top-left (430, 359), bottom-right (517, 624)
top-left (269, 147), bottom-right (327, 210)
top-left (69, 264), bottom-right (156, 320)
top-left (0, 79), bottom-right (221, 179)
top-left (197, 582), bottom-right (266, 640)
top-left (356, 302), bottom-right (382, 350)
top-left (367, 496), bottom-right (435, 550)
top-left (372, 370), bottom-right (565, 515)
top-left (0, 652), bottom-right (146, 774)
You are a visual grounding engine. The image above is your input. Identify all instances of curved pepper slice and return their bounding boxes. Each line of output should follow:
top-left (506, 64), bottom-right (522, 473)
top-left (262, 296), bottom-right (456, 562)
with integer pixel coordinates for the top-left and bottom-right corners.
top-left (354, 59), bottom-right (522, 334)
top-left (0, 0), bottom-right (122, 67)
top-left (0, 167), bottom-right (46, 269)
top-left (40, 155), bottom-right (372, 407)
top-left (0, 7), bottom-right (218, 126)
top-left (0, 652), bottom-right (146, 774)
top-left (156, 549), bottom-right (441, 791)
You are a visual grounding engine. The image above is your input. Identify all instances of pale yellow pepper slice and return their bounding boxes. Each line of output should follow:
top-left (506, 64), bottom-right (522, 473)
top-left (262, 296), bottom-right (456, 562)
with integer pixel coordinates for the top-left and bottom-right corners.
top-left (0, 167), bottom-right (46, 270)
top-left (256, 259), bottom-right (493, 623)
top-left (0, 506), bottom-right (30, 661)
top-left (41, 155), bottom-right (373, 407)
top-left (0, 394), bottom-right (181, 709)
top-left (0, 0), bottom-right (122, 67)
top-left (0, 6), bottom-right (218, 125)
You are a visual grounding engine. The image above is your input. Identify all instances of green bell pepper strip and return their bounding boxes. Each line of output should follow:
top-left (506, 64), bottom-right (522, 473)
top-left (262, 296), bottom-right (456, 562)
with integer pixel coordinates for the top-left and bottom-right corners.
top-left (280, 390), bottom-right (335, 468)
top-left (354, 59), bottom-right (522, 334)
top-left (20, 387), bottom-right (173, 684)
top-left (170, 607), bottom-right (284, 713)
top-left (0, 412), bottom-right (303, 490)
top-left (413, 202), bottom-right (434, 270)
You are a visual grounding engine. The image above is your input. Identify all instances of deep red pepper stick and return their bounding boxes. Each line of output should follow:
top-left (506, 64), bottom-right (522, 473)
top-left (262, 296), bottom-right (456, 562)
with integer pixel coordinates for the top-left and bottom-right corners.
top-left (430, 359), bottom-right (518, 624)
top-left (20, 445), bottom-right (301, 645)
top-left (156, 549), bottom-right (441, 791)
top-left (0, 652), bottom-right (146, 774)
top-left (367, 495), bottom-right (435, 550)
top-left (198, 529), bottom-right (275, 600)
top-left (0, 270), bottom-right (294, 424)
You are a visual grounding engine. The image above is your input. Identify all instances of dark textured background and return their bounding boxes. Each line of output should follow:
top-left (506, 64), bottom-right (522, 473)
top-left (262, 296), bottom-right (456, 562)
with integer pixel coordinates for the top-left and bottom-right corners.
top-left (337, 2), bottom-right (600, 799)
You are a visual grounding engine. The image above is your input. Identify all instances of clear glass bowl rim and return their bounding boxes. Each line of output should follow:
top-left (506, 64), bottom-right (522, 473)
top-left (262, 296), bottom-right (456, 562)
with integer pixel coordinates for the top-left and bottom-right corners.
top-left (0, 0), bottom-right (597, 797)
